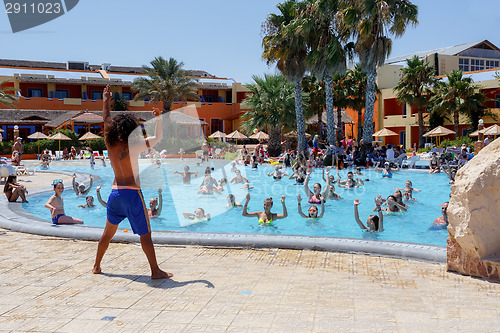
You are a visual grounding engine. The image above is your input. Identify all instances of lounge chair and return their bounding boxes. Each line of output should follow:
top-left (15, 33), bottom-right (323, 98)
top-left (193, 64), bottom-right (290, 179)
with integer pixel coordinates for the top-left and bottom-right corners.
top-left (213, 148), bottom-right (222, 159)
top-left (93, 151), bottom-right (103, 159)
top-left (103, 150), bottom-right (109, 159)
top-left (401, 155), bottom-right (420, 168)
top-left (195, 150), bottom-right (203, 159)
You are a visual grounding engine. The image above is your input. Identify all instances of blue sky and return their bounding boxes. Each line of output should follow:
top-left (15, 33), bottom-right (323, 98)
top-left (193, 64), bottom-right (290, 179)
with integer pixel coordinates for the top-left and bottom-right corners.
top-left (1, 0), bottom-right (499, 84)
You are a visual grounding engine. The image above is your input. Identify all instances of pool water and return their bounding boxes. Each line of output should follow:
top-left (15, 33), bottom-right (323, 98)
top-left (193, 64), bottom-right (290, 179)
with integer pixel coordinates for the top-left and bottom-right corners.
top-left (23, 160), bottom-right (451, 246)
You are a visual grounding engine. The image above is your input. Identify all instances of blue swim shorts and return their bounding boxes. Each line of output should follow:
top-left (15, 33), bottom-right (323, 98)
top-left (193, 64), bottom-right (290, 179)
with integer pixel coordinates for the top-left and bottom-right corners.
top-left (52, 214), bottom-right (64, 224)
top-left (107, 189), bottom-right (151, 235)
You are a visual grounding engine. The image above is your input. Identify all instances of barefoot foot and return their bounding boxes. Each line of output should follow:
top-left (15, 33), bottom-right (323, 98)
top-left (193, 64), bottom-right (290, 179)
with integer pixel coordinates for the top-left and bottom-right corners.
top-left (151, 268), bottom-right (173, 280)
top-left (92, 265), bottom-right (101, 274)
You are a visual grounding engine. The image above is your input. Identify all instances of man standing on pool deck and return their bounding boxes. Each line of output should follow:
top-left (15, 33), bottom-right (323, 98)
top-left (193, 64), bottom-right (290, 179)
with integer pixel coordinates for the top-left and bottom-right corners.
top-left (92, 85), bottom-right (172, 279)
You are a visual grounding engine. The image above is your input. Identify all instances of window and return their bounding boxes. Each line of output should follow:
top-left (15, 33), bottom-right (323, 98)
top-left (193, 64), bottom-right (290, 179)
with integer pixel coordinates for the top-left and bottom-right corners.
top-left (91, 91), bottom-right (103, 100)
top-left (122, 91), bottom-right (132, 101)
top-left (204, 95), bottom-right (216, 103)
top-left (402, 103), bottom-right (407, 116)
top-left (55, 89), bottom-right (69, 100)
top-left (211, 119), bottom-right (223, 133)
top-left (486, 60), bottom-right (499, 69)
top-left (496, 94), bottom-right (500, 108)
top-left (27, 88), bottom-right (43, 98)
top-left (470, 59), bottom-right (484, 71)
top-left (459, 58), bottom-right (469, 72)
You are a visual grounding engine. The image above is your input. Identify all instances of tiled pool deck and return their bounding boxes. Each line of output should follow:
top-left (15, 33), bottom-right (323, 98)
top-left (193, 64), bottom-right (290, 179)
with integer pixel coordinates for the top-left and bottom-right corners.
top-left (1, 228), bottom-right (500, 332)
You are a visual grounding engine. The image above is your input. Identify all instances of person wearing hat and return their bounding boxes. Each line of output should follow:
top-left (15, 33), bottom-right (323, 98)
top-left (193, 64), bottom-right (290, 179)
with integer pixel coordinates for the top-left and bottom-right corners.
top-left (12, 137), bottom-right (24, 163)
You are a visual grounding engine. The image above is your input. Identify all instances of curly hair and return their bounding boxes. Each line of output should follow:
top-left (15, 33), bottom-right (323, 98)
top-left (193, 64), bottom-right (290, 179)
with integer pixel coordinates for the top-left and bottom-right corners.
top-left (104, 113), bottom-right (140, 147)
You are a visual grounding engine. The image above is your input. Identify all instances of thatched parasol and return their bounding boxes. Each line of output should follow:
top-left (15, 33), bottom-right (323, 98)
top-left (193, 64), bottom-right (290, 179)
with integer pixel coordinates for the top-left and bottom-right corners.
top-left (49, 132), bottom-right (72, 153)
top-left (372, 128), bottom-right (398, 137)
top-left (28, 131), bottom-right (49, 154)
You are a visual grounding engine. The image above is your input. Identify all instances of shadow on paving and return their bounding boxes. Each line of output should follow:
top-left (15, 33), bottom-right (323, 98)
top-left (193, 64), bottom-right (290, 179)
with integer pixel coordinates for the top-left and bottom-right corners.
top-left (100, 273), bottom-right (215, 289)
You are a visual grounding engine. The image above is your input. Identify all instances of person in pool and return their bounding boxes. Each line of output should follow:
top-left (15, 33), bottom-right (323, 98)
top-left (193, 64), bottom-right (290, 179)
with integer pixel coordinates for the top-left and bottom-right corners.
top-left (92, 85), bottom-right (171, 280)
top-left (148, 188), bottom-right (163, 217)
top-left (45, 180), bottom-right (83, 224)
top-left (3, 175), bottom-right (28, 203)
top-left (72, 173), bottom-right (93, 196)
top-left (227, 194), bottom-right (242, 207)
top-left (198, 177), bottom-right (221, 195)
top-left (431, 202), bottom-right (449, 229)
top-left (297, 194), bottom-right (325, 219)
top-left (395, 180), bottom-right (421, 201)
top-left (173, 165), bottom-right (198, 184)
top-left (242, 193), bottom-right (287, 224)
top-left (322, 168), bottom-right (338, 184)
top-left (337, 171), bottom-right (364, 188)
top-left (380, 195), bottom-right (407, 212)
top-left (324, 184), bottom-right (342, 199)
top-left (353, 197), bottom-right (384, 232)
top-left (183, 208), bottom-right (211, 221)
top-left (375, 161), bottom-right (398, 178)
top-left (78, 195), bottom-right (95, 208)
top-left (217, 178), bottom-right (228, 192)
top-left (268, 165), bottom-right (287, 180)
top-left (304, 168), bottom-right (331, 204)
top-left (230, 169), bottom-right (249, 184)
top-left (241, 183), bottom-right (254, 190)
top-left (289, 166), bottom-right (306, 185)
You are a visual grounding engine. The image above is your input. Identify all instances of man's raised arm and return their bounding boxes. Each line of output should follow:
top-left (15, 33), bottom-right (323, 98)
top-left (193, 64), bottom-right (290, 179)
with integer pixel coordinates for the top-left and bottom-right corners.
top-left (102, 85), bottom-right (112, 123)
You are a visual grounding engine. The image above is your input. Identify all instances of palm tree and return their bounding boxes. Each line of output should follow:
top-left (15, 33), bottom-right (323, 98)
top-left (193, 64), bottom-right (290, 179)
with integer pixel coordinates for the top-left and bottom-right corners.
top-left (242, 74), bottom-right (298, 157)
top-left (262, 0), bottom-right (309, 153)
top-left (0, 81), bottom-right (17, 108)
top-left (302, 0), bottom-right (351, 146)
top-left (431, 70), bottom-right (486, 139)
top-left (301, 75), bottom-right (325, 135)
top-left (343, 0), bottom-right (418, 150)
top-left (394, 55), bottom-right (435, 148)
top-left (343, 65), bottom-right (368, 141)
top-left (132, 57), bottom-right (199, 113)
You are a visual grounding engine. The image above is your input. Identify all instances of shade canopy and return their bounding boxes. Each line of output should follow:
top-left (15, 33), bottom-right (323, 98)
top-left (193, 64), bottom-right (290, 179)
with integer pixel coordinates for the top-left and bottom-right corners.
top-left (306, 110), bottom-right (355, 125)
top-left (372, 128), bottom-right (398, 137)
top-left (79, 132), bottom-right (102, 141)
top-left (482, 124), bottom-right (500, 136)
top-left (226, 130), bottom-right (248, 140)
top-left (72, 112), bottom-right (103, 124)
top-left (49, 132), bottom-right (72, 140)
top-left (28, 132), bottom-right (49, 140)
top-left (423, 126), bottom-right (455, 137)
top-left (208, 131), bottom-right (226, 139)
top-left (249, 131), bottom-right (269, 140)
top-left (284, 131), bottom-right (312, 138)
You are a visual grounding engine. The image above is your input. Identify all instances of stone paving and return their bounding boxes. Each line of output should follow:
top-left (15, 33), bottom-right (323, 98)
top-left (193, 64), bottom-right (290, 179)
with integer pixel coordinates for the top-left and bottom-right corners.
top-left (1, 228), bottom-right (500, 332)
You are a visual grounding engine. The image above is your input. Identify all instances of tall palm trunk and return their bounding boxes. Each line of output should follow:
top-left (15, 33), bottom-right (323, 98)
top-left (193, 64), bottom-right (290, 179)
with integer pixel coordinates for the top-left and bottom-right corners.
top-left (294, 80), bottom-right (307, 154)
top-left (362, 68), bottom-right (377, 152)
top-left (417, 106), bottom-right (424, 148)
top-left (324, 73), bottom-right (335, 146)
top-left (336, 107), bottom-right (342, 144)
top-left (317, 110), bottom-right (322, 136)
top-left (268, 125), bottom-right (282, 157)
top-left (453, 110), bottom-right (460, 140)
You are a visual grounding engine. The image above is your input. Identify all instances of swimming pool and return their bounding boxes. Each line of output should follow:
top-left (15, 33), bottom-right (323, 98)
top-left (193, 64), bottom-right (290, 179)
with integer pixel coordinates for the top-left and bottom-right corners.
top-left (23, 159), bottom-right (451, 246)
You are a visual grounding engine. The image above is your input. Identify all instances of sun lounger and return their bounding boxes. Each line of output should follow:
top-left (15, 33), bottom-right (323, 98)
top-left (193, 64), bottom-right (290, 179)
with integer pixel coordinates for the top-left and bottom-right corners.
top-left (401, 155), bottom-right (420, 168)
top-left (195, 150), bottom-right (203, 159)
top-left (103, 150), bottom-right (109, 159)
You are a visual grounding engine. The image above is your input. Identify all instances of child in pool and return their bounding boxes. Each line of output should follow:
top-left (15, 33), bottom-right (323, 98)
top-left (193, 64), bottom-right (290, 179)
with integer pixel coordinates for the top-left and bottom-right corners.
top-left (92, 85), bottom-right (171, 280)
top-left (395, 180), bottom-right (421, 201)
top-left (353, 197), bottom-right (384, 232)
top-left (241, 183), bottom-right (254, 190)
top-left (227, 194), bottom-right (242, 207)
top-left (173, 165), bottom-right (198, 184)
top-left (148, 188), bottom-right (163, 217)
top-left (72, 173), bottom-right (93, 196)
top-left (379, 195), bottom-right (406, 212)
top-left (198, 177), bottom-right (221, 195)
top-left (45, 180), bottom-right (83, 224)
top-left (297, 194), bottom-right (324, 219)
top-left (230, 169), bottom-right (249, 184)
top-left (78, 195), bottom-right (95, 208)
top-left (242, 193), bottom-right (287, 224)
top-left (183, 208), bottom-right (211, 221)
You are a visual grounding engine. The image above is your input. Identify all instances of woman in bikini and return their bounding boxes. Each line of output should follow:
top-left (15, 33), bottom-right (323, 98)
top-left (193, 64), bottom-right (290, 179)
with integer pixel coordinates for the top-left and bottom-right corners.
top-left (268, 165), bottom-right (287, 180)
top-left (242, 193), bottom-right (287, 224)
top-left (173, 165), bottom-right (198, 184)
top-left (304, 168), bottom-right (330, 204)
top-left (3, 175), bottom-right (28, 203)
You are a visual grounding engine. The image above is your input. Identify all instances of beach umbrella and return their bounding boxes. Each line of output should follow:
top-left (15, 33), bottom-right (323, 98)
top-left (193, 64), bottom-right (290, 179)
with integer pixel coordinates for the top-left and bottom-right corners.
top-left (482, 124), bottom-right (500, 137)
top-left (79, 132), bottom-right (102, 148)
top-left (284, 131), bottom-right (312, 138)
top-left (49, 132), bottom-right (71, 153)
top-left (422, 126), bottom-right (455, 147)
top-left (372, 128), bottom-right (398, 137)
top-left (0, 165), bottom-right (15, 177)
top-left (226, 130), bottom-right (248, 145)
top-left (208, 131), bottom-right (226, 141)
top-left (249, 131), bottom-right (269, 141)
top-left (27, 131), bottom-right (49, 154)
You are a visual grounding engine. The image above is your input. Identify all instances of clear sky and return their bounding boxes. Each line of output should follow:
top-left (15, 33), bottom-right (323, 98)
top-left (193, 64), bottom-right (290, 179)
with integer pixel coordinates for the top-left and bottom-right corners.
top-left (1, 0), bottom-right (499, 84)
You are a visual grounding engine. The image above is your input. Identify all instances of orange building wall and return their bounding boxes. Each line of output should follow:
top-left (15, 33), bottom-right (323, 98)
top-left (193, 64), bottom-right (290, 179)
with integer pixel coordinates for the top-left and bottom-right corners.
top-left (343, 93), bottom-right (380, 141)
top-left (384, 98), bottom-right (403, 116)
top-left (19, 83), bottom-right (47, 97)
top-left (54, 84), bottom-right (82, 98)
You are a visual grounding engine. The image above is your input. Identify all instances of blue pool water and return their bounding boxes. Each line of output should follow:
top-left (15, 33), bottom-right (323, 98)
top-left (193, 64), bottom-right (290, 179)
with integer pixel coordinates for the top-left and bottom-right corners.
top-left (23, 160), bottom-right (451, 246)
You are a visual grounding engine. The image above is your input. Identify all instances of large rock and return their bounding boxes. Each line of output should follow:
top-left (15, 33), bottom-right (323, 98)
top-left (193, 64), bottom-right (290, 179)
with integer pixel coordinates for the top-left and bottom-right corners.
top-left (447, 138), bottom-right (500, 278)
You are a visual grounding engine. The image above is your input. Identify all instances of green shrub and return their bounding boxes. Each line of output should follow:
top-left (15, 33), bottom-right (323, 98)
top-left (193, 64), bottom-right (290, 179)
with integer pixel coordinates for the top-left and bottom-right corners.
top-left (0, 141), bottom-right (13, 155)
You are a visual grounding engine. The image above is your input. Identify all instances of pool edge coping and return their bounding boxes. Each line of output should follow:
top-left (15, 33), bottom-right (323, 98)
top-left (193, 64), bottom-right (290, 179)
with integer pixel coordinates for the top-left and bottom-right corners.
top-left (0, 170), bottom-right (446, 264)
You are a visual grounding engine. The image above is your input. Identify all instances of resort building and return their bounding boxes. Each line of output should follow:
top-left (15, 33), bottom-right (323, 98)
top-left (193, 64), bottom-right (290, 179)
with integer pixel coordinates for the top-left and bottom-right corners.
top-left (0, 59), bottom-right (251, 141)
top-left (375, 40), bottom-right (500, 148)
